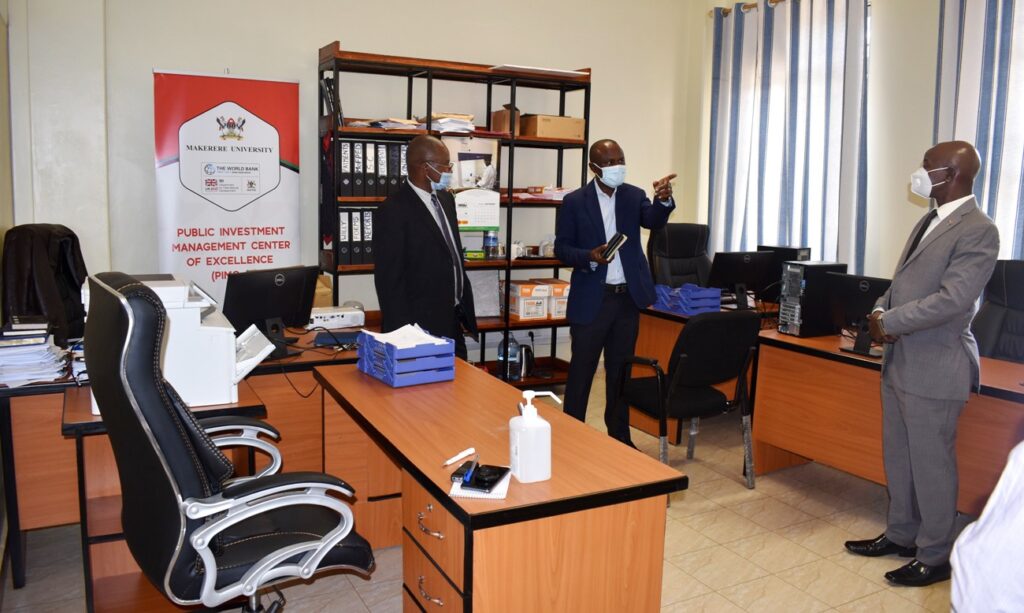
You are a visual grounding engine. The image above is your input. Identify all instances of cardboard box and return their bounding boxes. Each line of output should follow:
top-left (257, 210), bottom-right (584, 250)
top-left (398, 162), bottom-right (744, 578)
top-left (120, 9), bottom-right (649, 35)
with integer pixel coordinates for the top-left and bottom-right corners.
top-left (501, 295), bottom-right (548, 321)
top-left (547, 296), bottom-right (568, 319)
top-left (520, 114), bottom-right (586, 140)
top-left (529, 278), bottom-right (570, 297)
top-left (491, 106), bottom-right (520, 135)
top-left (500, 280), bottom-right (551, 298)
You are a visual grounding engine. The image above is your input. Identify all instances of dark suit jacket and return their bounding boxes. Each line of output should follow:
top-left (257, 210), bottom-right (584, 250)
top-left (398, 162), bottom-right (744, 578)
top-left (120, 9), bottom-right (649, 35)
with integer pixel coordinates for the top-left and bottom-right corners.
top-left (554, 180), bottom-right (674, 325)
top-left (2, 224), bottom-right (89, 346)
top-left (373, 182), bottom-right (477, 340)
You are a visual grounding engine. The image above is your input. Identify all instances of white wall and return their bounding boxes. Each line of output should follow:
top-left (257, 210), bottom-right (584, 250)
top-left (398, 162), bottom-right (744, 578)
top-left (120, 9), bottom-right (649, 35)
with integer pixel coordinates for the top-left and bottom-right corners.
top-left (8, 0), bottom-right (110, 268)
top-left (863, 0), bottom-right (941, 277)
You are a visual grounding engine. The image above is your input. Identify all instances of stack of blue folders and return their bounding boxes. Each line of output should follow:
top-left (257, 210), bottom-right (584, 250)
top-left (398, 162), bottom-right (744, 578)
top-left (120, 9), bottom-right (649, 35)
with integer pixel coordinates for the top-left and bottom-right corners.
top-left (653, 284), bottom-right (722, 316)
top-left (357, 325), bottom-right (455, 388)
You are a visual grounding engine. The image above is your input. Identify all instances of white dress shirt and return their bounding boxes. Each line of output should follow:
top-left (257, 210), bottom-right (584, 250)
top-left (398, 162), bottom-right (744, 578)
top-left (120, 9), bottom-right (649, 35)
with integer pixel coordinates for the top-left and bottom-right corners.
top-left (951, 441), bottom-right (1024, 612)
top-left (921, 194), bottom-right (973, 241)
top-left (590, 181), bottom-right (673, 283)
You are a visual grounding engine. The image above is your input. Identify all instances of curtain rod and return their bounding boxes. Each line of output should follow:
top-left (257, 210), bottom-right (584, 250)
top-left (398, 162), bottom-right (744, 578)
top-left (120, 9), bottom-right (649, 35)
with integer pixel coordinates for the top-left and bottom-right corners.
top-left (711, 0), bottom-right (787, 18)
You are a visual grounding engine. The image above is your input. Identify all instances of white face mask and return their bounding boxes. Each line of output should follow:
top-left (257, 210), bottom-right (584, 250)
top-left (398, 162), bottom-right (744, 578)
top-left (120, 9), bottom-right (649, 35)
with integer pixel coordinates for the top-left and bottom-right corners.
top-left (910, 166), bottom-right (948, 199)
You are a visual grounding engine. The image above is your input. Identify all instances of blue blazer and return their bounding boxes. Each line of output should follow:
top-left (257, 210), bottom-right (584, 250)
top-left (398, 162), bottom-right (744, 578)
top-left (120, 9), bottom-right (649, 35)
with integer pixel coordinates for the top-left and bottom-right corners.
top-left (554, 180), bottom-right (674, 325)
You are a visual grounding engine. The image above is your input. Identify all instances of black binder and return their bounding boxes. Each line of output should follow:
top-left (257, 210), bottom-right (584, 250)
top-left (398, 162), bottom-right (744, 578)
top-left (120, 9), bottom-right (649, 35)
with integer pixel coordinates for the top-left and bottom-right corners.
top-left (400, 144), bottom-right (409, 185)
top-left (352, 142), bottom-right (365, 196)
top-left (362, 209), bottom-right (375, 263)
top-left (351, 207), bottom-right (364, 263)
top-left (387, 143), bottom-right (401, 194)
top-left (339, 141), bottom-right (353, 197)
top-left (364, 142), bottom-right (377, 195)
top-left (337, 209), bottom-right (352, 265)
top-left (376, 143), bottom-right (388, 197)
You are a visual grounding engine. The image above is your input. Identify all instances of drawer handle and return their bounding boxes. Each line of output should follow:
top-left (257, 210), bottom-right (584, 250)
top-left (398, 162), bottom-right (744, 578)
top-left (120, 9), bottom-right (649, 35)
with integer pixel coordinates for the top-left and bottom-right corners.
top-left (418, 576), bottom-right (445, 607)
top-left (417, 510), bottom-right (445, 540)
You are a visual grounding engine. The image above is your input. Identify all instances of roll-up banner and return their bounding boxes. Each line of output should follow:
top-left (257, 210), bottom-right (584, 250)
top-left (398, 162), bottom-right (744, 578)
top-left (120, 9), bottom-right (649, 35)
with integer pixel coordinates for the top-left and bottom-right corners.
top-left (153, 70), bottom-right (300, 302)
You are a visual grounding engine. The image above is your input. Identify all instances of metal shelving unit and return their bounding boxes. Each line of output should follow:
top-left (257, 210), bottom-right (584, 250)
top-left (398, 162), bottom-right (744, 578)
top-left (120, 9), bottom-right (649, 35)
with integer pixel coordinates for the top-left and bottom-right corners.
top-left (317, 41), bottom-right (591, 386)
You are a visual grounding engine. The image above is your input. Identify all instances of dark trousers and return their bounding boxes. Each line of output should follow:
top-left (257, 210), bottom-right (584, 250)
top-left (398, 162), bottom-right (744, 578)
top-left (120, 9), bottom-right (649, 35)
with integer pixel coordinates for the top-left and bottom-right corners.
top-left (564, 289), bottom-right (640, 442)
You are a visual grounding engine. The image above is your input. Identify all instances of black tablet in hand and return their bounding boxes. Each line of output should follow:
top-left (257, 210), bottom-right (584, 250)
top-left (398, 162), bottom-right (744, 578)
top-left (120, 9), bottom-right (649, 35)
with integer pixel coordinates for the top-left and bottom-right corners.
top-left (601, 233), bottom-right (627, 261)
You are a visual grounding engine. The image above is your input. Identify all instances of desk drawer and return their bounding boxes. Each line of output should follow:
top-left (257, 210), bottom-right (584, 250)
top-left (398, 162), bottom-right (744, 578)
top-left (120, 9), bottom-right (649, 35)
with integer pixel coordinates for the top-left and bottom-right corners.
top-left (403, 532), bottom-right (463, 612)
top-left (401, 472), bottom-right (465, 589)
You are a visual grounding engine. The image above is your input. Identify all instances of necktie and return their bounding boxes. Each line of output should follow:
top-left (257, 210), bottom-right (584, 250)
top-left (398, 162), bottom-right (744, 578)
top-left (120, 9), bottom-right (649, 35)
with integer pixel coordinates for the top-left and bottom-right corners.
top-left (430, 192), bottom-right (464, 304)
top-left (903, 209), bottom-right (938, 264)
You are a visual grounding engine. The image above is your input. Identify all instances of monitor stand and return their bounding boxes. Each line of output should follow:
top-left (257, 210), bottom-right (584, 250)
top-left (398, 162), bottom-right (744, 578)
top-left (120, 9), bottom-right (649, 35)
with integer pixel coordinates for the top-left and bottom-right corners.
top-left (840, 320), bottom-right (882, 358)
top-left (734, 283), bottom-right (751, 310)
top-left (264, 317), bottom-right (301, 360)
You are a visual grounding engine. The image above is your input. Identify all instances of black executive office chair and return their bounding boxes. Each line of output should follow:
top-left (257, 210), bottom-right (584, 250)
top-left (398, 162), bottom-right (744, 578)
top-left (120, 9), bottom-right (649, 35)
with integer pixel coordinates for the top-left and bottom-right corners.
top-left (972, 259), bottom-right (1024, 363)
top-left (647, 223), bottom-right (712, 287)
top-left (85, 272), bottom-right (373, 612)
top-left (619, 310), bottom-right (760, 488)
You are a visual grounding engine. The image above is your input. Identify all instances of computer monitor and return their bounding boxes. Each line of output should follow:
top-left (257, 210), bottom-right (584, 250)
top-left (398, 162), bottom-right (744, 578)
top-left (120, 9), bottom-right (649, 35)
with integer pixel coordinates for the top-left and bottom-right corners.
top-left (827, 272), bottom-right (892, 357)
top-left (706, 251), bottom-right (775, 309)
top-left (222, 265), bottom-right (319, 359)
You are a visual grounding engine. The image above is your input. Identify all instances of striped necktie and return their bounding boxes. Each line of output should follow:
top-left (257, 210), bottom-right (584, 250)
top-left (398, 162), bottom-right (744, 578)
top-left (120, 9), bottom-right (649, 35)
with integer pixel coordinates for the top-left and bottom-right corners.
top-left (430, 192), bottom-right (464, 304)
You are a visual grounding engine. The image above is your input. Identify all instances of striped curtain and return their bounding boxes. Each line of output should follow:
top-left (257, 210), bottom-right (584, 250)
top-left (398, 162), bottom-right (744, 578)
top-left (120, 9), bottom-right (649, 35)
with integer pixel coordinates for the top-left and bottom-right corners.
top-left (707, 0), bottom-right (869, 271)
top-left (935, 0), bottom-right (1023, 259)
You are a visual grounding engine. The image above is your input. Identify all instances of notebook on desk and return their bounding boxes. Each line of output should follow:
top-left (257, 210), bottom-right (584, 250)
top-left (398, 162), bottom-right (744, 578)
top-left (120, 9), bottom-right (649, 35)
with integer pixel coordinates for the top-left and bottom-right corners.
top-left (449, 470), bottom-right (512, 500)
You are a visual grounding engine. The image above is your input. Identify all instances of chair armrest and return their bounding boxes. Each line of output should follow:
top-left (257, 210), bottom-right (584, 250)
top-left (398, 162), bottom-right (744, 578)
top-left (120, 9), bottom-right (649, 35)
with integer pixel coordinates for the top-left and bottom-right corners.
top-left (185, 472), bottom-right (354, 520)
top-left (199, 417), bottom-right (282, 481)
top-left (182, 472), bottom-right (358, 607)
top-left (198, 416), bottom-right (280, 439)
top-left (623, 356), bottom-right (666, 379)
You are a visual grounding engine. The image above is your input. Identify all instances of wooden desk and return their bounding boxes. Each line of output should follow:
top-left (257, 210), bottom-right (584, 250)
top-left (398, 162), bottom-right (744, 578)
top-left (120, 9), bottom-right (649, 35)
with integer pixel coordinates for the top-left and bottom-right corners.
top-left (315, 361), bottom-right (686, 612)
top-left (62, 382), bottom-right (265, 613)
top-left (754, 330), bottom-right (1024, 515)
top-left (0, 377), bottom-right (78, 588)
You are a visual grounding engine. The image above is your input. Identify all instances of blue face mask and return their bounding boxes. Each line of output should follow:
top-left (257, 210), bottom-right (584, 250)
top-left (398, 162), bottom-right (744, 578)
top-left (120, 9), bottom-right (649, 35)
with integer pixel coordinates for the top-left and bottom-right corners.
top-left (427, 163), bottom-right (453, 191)
top-left (595, 164), bottom-right (626, 189)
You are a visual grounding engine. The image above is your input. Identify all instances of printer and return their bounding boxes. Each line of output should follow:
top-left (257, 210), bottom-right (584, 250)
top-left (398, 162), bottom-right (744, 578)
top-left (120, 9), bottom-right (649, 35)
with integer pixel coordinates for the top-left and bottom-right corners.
top-left (83, 276), bottom-right (274, 409)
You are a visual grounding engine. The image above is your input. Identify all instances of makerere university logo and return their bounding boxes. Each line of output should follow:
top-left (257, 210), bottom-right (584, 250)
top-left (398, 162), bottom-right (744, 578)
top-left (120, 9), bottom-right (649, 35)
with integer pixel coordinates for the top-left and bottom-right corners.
top-left (216, 116), bottom-right (246, 140)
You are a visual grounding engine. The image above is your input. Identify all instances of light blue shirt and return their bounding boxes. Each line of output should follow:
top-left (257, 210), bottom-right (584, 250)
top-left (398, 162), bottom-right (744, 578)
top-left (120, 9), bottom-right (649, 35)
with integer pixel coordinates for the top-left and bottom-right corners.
top-left (590, 182), bottom-right (674, 284)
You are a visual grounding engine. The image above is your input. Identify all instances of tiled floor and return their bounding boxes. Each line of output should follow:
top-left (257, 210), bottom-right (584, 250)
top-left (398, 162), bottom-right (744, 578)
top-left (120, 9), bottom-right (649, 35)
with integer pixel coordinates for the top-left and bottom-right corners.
top-left (1, 370), bottom-right (950, 612)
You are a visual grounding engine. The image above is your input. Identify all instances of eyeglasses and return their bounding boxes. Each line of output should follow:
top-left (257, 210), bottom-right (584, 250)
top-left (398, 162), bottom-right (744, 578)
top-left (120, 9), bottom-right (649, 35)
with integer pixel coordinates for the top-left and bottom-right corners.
top-left (426, 161), bottom-right (454, 172)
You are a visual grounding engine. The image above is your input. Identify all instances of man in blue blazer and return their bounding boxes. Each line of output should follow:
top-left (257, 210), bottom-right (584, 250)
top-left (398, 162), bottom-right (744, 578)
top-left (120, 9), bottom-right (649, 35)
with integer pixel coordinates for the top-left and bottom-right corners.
top-left (555, 139), bottom-right (676, 445)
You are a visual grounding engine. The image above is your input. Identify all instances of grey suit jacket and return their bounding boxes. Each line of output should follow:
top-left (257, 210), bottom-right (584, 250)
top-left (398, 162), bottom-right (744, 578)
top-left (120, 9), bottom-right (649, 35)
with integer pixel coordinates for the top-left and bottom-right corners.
top-left (876, 198), bottom-right (999, 401)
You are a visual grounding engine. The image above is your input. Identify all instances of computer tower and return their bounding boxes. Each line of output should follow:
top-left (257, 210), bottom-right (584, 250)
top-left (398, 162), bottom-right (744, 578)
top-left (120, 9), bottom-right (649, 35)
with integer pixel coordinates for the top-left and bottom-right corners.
top-left (777, 261), bottom-right (848, 337)
top-left (757, 245), bottom-right (811, 303)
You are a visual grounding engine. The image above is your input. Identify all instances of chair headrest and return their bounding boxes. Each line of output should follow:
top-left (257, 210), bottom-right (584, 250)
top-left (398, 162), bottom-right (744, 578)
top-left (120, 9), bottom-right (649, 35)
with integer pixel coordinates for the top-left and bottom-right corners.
top-left (985, 260), bottom-right (1024, 310)
top-left (651, 223), bottom-right (710, 259)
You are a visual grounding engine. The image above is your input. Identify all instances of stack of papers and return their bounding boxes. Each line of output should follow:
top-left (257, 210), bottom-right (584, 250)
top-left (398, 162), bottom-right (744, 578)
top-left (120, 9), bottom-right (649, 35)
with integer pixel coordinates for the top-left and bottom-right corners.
top-left (416, 113), bottom-right (475, 133)
top-left (361, 324), bottom-right (449, 350)
top-left (0, 336), bottom-right (69, 387)
top-left (518, 187), bottom-right (574, 201)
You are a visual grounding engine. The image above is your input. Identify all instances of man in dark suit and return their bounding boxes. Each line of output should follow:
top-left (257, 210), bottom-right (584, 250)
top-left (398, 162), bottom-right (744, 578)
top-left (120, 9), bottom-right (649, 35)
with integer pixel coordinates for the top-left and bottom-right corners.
top-left (844, 141), bottom-right (999, 587)
top-left (373, 135), bottom-right (477, 359)
top-left (555, 139), bottom-right (676, 445)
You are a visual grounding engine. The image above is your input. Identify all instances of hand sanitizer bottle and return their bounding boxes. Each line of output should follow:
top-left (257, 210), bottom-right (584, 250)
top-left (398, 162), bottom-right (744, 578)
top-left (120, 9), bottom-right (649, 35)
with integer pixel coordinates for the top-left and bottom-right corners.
top-left (510, 390), bottom-right (561, 483)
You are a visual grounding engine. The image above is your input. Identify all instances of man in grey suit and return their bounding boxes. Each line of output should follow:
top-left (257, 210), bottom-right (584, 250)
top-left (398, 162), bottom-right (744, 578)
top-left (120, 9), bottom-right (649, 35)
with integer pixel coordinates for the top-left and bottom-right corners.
top-left (844, 141), bottom-right (999, 587)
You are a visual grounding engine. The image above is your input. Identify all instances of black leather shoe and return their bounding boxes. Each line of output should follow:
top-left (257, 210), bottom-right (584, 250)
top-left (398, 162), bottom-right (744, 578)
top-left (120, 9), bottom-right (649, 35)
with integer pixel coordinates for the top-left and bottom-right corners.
top-left (844, 534), bottom-right (916, 558)
top-left (884, 559), bottom-right (951, 587)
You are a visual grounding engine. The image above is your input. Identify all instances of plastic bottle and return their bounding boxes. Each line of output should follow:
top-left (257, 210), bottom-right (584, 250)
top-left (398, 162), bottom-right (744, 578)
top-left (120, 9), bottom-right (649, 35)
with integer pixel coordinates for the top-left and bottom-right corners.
top-left (510, 390), bottom-right (561, 483)
top-left (497, 335), bottom-right (521, 381)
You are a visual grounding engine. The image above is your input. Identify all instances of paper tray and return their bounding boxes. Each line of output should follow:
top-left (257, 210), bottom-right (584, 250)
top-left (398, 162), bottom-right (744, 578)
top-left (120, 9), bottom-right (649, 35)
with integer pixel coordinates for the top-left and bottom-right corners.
top-left (358, 353), bottom-right (455, 375)
top-left (357, 361), bottom-right (455, 387)
top-left (357, 331), bottom-right (456, 360)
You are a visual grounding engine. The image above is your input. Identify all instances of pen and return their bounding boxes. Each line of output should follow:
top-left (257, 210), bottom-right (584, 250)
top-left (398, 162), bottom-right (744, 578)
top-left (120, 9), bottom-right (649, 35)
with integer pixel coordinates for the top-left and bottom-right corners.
top-left (442, 447), bottom-right (476, 467)
top-left (462, 457), bottom-right (479, 484)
